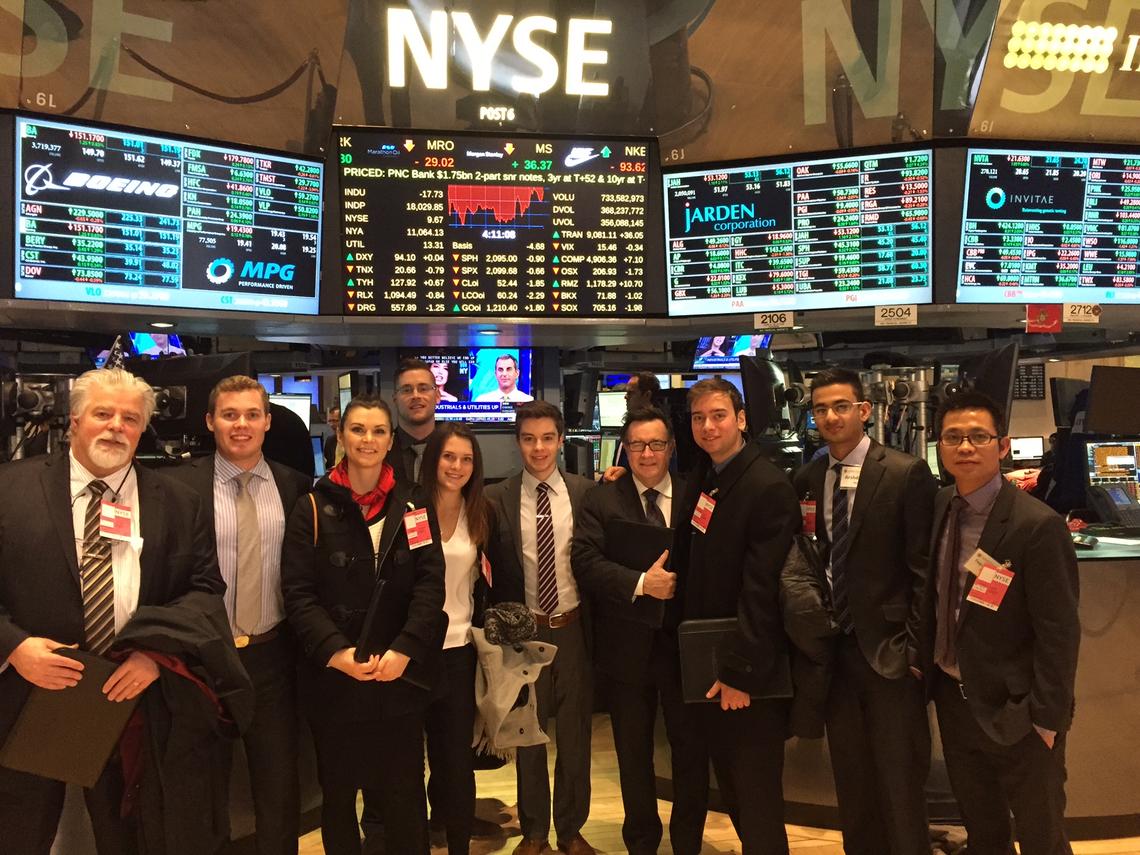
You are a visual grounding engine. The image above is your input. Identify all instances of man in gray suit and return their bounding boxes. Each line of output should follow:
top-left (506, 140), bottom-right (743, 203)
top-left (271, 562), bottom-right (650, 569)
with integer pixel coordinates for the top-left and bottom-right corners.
top-left (486, 401), bottom-right (596, 855)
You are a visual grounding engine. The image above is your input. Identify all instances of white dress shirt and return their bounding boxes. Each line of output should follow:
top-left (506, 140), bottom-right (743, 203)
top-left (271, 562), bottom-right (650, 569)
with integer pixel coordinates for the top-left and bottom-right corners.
top-left (631, 472), bottom-right (672, 598)
top-left (520, 468), bottom-right (579, 614)
top-left (474, 387), bottom-right (535, 403)
top-left (70, 453), bottom-right (142, 634)
top-left (212, 454), bottom-right (285, 635)
top-left (441, 507), bottom-right (477, 648)
top-left (823, 434), bottom-right (871, 584)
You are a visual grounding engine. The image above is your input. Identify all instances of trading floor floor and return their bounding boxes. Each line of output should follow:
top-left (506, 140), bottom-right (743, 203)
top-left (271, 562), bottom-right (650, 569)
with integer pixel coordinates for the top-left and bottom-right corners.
top-left (298, 716), bottom-right (1140, 855)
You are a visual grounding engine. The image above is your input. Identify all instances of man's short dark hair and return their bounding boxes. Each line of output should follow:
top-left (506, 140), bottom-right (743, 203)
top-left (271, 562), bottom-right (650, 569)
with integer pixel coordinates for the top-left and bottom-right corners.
top-left (631, 372), bottom-right (661, 394)
top-left (810, 367), bottom-right (865, 402)
top-left (621, 405), bottom-right (673, 443)
top-left (936, 390), bottom-right (1008, 436)
top-left (495, 353), bottom-right (520, 370)
top-left (395, 357), bottom-right (434, 386)
top-left (515, 400), bottom-right (564, 439)
top-left (687, 377), bottom-right (744, 415)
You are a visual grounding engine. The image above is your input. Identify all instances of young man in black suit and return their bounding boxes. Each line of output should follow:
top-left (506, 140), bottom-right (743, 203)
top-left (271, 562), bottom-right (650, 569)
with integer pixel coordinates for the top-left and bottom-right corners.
top-left (0, 368), bottom-right (225, 853)
top-left (793, 367), bottom-right (936, 855)
top-left (673, 378), bottom-right (799, 854)
top-left (923, 391), bottom-right (1080, 855)
top-left (390, 358), bottom-right (441, 484)
top-left (572, 406), bottom-right (707, 855)
top-left (486, 401), bottom-right (596, 855)
top-left (166, 375), bottom-right (312, 855)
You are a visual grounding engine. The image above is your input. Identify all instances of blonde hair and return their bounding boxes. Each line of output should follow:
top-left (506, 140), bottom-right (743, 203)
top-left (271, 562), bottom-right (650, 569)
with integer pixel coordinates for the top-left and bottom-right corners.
top-left (70, 368), bottom-right (156, 426)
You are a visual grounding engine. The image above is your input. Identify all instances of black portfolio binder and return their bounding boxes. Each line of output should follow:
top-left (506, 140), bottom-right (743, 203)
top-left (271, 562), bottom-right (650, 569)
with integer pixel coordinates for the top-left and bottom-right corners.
top-left (677, 618), bottom-right (793, 704)
top-left (0, 649), bottom-right (139, 787)
top-left (603, 518), bottom-right (675, 573)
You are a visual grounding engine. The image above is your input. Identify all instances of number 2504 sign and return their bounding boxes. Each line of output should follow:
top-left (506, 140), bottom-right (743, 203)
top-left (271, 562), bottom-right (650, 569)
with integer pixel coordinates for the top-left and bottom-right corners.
top-left (874, 304), bottom-right (918, 327)
top-left (754, 311), bottom-right (793, 331)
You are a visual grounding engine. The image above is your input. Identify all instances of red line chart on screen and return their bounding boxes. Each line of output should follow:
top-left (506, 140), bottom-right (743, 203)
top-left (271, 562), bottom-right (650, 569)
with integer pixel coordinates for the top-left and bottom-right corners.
top-left (447, 185), bottom-right (549, 229)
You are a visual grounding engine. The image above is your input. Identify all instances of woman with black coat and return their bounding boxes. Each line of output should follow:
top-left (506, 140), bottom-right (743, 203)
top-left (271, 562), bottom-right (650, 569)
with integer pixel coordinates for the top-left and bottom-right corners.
top-left (282, 394), bottom-right (445, 855)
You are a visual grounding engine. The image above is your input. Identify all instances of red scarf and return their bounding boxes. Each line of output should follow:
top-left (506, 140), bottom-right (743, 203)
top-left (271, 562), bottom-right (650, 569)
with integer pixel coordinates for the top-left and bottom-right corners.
top-left (330, 460), bottom-right (396, 521)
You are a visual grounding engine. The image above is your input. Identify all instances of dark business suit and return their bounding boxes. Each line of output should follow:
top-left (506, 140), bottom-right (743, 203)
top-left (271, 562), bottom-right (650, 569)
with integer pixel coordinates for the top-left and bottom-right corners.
top-left (486, 468), bottom-right (594, 845)
top-left (166, 454), bottom-right (312, 855)
top-left (793, 439), bottom-right (936, 855)
top-left (572, 472), bottom-right (708, 855)
top-left (920, 480), bottom-right (1080, 855)
top-left (0, 452), bottom-right (224, 855)
top-left (673, 442), bottom-right (799, 855)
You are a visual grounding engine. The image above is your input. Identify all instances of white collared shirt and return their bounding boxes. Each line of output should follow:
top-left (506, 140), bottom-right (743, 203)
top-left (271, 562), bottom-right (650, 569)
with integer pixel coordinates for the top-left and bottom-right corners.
top-left (70, 452), bottom-right (142, 634)
top-left (212, 453), bottom-right (285, 635)
top-left (823, 434), bottom-right (871, 583)
top-left (520, 468), bottom-right (579, 614)
top-left (630, 472), bottom-right (672, 599)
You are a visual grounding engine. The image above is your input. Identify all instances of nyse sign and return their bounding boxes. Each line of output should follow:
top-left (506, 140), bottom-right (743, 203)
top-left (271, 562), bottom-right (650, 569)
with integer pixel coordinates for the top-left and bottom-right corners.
top-left (387, 8), bottom-right (613, 97)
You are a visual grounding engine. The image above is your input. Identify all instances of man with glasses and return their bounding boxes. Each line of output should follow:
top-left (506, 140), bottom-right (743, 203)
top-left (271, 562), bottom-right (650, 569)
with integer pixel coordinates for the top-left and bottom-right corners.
top-left (572, 407), bottom-right (707, 855)
top-left (391, 357), bottom-right (442, 484)
top-left (792, 367), bottom-right (937, 855)
top-left (921, 391), bottom-right (1079, 855)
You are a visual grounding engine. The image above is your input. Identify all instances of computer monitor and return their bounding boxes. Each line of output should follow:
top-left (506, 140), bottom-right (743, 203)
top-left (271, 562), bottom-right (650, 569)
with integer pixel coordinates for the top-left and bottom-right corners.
top-left (1086, 366), bottom-right (1140, 436)
top-left (1009, 436), bottom-right (1045, 462)
top-left (269, 393), bottom-right (311, 430)
top-left (1050, 377), bottom-right (1088, 429)
top-left (311, 436), bottom-right (326, 478)
top-left (1085, 439), bottom-right (1140, 499)
top-left (598, 391), bottom-right (627, 430)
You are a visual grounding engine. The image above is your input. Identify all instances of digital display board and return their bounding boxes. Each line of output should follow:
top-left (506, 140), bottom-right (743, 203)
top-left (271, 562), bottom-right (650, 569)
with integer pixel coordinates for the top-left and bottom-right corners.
top-left (663, 148), bottom-right (932, 316)
top-left (336, 128), bottom-right (664, 317)
top-left (958, 147), bottom-right (1140, 304)
top-left (14, 116), bottom-right (322, 314)
top-left (397, 348), bottom-right (534, 423)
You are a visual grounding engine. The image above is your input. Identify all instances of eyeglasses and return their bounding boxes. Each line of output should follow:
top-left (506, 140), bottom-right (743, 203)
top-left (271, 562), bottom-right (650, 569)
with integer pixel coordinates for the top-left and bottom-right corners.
top-left (626, 440), bottom-right (670, 453)
top-left (811, 401), bottom-right (859, 419)
top-left (939, 431), bottom-right (1001, 447)
top-left (396, 384), bottom-right (435, 396)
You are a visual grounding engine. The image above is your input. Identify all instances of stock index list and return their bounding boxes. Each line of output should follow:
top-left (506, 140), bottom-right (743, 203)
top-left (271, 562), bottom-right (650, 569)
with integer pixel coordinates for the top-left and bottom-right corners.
top-left (337, 130), bottom-right (665, 317)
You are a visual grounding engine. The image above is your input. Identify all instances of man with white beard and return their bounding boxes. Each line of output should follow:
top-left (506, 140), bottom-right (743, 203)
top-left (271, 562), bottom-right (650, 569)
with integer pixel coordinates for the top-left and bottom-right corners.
top-left (0, 367), bottom-right (225, 852)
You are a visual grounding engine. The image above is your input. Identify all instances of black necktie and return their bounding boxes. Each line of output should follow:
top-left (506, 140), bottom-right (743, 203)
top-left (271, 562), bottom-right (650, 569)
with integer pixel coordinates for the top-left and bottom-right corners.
top-left (829, 463), bottom-right (854, 634)
top-left (643, 487), bottom-right (666, 527)
top-left (80, 479), bottom-right (116, 654)
top-left (935, 496), bottom-right (968, 670)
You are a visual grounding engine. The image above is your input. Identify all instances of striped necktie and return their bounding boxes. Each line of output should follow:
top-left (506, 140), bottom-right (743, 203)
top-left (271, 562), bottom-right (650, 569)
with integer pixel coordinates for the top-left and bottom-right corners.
top-left (643, 487), bottom-right (666, 527)
top-left (829, 463), bottom-right (854, 634)
top-left (535, 482), bottom-right (559, 615)
top-left (81, 479), bottom-right (115, 655)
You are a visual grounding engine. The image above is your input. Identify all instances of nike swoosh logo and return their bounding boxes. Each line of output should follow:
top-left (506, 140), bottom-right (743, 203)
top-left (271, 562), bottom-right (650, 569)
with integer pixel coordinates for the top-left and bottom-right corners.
top-left (564, 149), bottom-right (599, 167)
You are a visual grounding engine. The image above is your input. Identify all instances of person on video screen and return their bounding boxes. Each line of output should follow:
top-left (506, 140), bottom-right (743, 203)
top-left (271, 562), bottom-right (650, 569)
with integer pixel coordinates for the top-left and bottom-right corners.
top-left (474, 354), bottom-right (533, 403)
top-left (430, 361), bottom-right (460, 402)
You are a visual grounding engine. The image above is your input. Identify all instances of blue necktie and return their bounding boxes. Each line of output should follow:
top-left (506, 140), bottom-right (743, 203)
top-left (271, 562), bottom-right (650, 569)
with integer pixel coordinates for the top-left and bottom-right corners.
top-left (830, 463), bottom-right (854, 634)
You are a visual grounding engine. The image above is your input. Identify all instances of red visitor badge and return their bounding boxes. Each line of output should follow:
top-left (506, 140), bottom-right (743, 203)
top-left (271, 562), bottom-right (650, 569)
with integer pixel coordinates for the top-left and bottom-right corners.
top-left (99, 500), bottom-right (133, 542)
top-left (691, 492), bottom-right (716, 534)
top-left (966, 564), bottom-right (1014, 611)
top-left (403, 508), bottom-right (433, 550)
top-left (800, 500), bottom-right (817, 536)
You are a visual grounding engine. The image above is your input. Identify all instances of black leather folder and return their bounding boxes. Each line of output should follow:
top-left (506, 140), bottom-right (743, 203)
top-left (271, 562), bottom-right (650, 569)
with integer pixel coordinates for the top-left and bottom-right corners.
top-left (0, 649), bottom-right (139, 787)
top-left (677, 618), bottom-right (793, 703)
top-left (603, 518), bottom-right (674, 573)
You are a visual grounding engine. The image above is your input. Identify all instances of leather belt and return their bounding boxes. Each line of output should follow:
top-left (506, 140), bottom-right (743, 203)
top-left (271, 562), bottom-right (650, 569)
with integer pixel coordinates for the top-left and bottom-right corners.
top-left (533, 607), bottom-right (580, 629)
top-left (234, 627), bottom-right (280, 649)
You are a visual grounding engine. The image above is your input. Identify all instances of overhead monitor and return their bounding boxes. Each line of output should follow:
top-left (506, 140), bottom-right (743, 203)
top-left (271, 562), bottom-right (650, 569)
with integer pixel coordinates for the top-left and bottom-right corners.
top-left (597, 391), bottom-right (627, 429)
top-left (14, 115), bottom-right (323, 314)
top-left (270, 393), bottom-right (312, 429)
top-left (1085, 365), bottom-right (1140, 435)
top-left (1085, 439), bottom-right (1140, 499)
top-left (336, 127), bottom-right (665, 317)
top-left (397, 348), bottom-right (535, 424)
top-left (692, 334), bottom-right (773, 370)
top-left (663, 147), bottom-right (932, 315)
top-left (958, 146), bottom-right (1140, 304)
top-left (1009, 436), bottom-right (1045, 461)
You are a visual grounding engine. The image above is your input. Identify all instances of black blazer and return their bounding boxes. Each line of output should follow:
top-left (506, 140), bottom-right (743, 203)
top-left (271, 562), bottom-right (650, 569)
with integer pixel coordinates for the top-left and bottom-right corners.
top-left (485, 469), bottom-right (594, 625)
top-left (674, 442), bottom-right (800, 695)
top-left (572, 472), bottom-right (686, 684)
top-left (281, 476), bottom-right (445, 722)
top-left (793, 438), bottom-right (937, 679)
top-left (919, 479), bottom-right (1081, 745)
top-left (0, 452), bottom-right (225, 741)
top-left (164, 452), bottom-right (313, 535)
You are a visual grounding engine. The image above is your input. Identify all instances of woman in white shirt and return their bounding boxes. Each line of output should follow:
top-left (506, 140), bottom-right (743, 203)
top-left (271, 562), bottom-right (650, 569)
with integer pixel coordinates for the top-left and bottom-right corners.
top-left (419, 422), bottom-right (495, 854)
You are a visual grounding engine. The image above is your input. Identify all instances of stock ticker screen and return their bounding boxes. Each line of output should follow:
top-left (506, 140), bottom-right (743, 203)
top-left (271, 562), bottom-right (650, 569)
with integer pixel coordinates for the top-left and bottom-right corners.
top-left (14, 116), bottom-right (323, 314)
top-left (663, 148), bottom-right (932, 316)
top-left (335, 128), bottom-right (665, 317)
top-left (958, 147), bottom-right (1140, 304)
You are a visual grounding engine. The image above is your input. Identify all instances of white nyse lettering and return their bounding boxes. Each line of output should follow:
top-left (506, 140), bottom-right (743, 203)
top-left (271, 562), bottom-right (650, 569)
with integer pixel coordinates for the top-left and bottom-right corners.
top-left (452, 12), bottom-right (513, 91)
top-left (387, 7), bottom-right (448, 89)
top-left (91, 0), bottom-right (174, 101)
top-left (0, 0), bottom-right (68, 78)
top-left (565, 18), bottom-right (612, 96)
top-left (511, 15), bottom-right (559, 95)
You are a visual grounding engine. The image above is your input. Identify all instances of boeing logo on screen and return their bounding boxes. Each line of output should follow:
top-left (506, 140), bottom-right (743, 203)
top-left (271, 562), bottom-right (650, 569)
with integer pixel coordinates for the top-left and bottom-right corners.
top-left (23, 164), bottom-right (179, 199)
top-left (564, 147), bottom-right (599, 168)
top-left (684, 202), bottom-right (776, 234)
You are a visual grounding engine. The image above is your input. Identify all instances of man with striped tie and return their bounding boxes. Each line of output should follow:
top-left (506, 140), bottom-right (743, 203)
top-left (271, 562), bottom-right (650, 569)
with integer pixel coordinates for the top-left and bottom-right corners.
top-left (167, 375), bottom-right (312, 855)
top-left (0, 367), bottom-right (224, 853)
top-left (793, 367), bottom-right (937, 855)
top-left (486, 401), bottom-right (595, 855)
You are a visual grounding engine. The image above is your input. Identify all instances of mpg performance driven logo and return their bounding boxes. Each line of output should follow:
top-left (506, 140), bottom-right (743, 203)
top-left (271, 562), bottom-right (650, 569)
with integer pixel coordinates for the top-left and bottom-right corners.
top-left (207, 258), bottom-right (235, 285)
top-left (207, 257), bottom-right (297, 286)
top-left (23, 164), bottom-right (180, 198)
